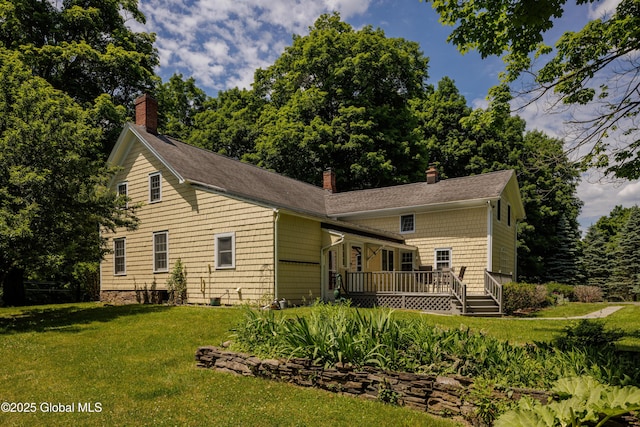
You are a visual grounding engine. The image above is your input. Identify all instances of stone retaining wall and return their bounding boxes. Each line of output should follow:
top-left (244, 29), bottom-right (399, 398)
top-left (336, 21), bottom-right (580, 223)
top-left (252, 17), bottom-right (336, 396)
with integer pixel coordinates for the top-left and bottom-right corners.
top-left (196, 346), bottom-right (549, 425)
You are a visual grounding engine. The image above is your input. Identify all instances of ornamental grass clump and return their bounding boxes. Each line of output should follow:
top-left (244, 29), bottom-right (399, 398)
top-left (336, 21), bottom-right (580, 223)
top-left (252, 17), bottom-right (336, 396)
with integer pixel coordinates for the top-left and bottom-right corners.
top-left (231, 304), bottom-right (640, 390)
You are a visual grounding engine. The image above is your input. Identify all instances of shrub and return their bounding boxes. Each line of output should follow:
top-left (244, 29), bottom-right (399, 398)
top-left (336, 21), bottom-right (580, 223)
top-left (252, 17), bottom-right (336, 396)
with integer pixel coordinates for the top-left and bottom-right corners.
top-left (503, 282), bottom-right (548, 315)
top-left (167, 258), bottom-right (187, 304)
top-left (573, 285), bottom-right (603, 302)
top-left (545, 282), bottom-right (574, 304)
top-left (554, 319), bottom-right (624, 351)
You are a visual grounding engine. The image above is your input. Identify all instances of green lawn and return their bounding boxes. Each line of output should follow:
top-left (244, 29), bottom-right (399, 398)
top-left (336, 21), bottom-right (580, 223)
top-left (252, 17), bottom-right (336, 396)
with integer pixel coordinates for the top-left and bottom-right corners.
top-left (1, 302), bottom-right (638, 427)
top-left (0, 303), bottom-right (460, 427)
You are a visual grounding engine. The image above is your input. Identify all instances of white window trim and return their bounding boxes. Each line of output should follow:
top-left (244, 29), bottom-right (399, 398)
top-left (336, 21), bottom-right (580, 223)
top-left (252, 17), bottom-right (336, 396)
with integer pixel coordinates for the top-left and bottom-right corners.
top-left (382, 249), bottom-right (394, 271)
top-left (149, 171), bottom-right (162, 203)
top-left (399, 213), bottom-right (415, 234)
top-left (434, 247), bottom-right (452, 270)
top-left (153, 231), bottom-right (169, 273)
top-left (113, 237), bottom-right (126, 276)
top-left (117, 181), bottom-right (128, 209)
top-left (215, 232), bottom-right (236, 270)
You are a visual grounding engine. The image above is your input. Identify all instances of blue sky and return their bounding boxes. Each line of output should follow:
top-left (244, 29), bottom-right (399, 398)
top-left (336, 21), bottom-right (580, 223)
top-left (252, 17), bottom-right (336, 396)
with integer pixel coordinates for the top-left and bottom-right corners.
top-left (132, 0), bottom-right (639, 231)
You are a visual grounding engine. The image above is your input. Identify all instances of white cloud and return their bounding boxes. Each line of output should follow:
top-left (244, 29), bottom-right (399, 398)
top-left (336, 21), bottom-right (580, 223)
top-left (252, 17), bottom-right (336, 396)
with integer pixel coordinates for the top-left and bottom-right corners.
top-left (134, 0), bottom-right (372, 92)
top-left (588, 0), bottom-right (622, 19)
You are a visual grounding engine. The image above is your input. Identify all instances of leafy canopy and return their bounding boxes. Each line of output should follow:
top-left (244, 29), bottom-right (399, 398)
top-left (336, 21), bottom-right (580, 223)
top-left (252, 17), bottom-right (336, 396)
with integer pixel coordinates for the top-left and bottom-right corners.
top-left (425, 0), bottom-right (640, 179)
top-left (0, 49), bottom-right (137, 303)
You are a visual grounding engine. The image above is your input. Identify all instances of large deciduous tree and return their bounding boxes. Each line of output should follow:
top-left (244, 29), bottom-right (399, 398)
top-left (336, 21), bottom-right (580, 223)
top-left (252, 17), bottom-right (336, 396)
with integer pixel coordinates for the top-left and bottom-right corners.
top-left (245, 13), bottom-right (430, 190)
top-left (0, 50), bottom-right (136, 305)
top-left (413, 84), bottom-right (583, 282)
top-left (0, 0), bottom-right (158, 154)
top-left (155, 73), bottom-right (210, 141)
top-left (424, 0), bottom-right (640, 179)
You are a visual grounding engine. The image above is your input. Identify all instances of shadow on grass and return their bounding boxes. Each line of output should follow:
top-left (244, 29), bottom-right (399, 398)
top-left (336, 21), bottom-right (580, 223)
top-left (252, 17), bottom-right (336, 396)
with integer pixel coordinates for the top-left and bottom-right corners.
top-left (0, 304), bottom-right (171, 334)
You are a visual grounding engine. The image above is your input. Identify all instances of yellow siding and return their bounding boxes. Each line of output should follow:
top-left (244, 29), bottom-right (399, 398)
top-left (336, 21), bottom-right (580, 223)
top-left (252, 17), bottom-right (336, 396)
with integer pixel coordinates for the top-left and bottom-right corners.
top-left (101, 140), bottom-right (275, 305)
top-left (276, 214), bottom-right (322, 304)
top-left (492, 197), bottom-right (517, 277)
top-left (350, 207), bottom-right (489, 292)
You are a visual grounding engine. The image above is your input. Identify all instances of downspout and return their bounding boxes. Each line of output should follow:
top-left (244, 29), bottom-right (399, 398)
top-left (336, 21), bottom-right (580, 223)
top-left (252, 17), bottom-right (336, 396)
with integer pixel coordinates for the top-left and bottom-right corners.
top-left (487, 200), bottom-right (493, 272)
top-left (514, 219), bottom-right (519, 282)
top-left (273, 209), bottom-right (280, 299)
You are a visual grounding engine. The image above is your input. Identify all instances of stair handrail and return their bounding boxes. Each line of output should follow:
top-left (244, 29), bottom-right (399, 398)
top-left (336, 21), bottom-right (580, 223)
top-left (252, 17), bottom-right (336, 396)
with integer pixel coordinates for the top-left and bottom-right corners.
top-left (484, 269), bottom-right (504, 314)
top-left (450, 272), bottom-right (467, 314)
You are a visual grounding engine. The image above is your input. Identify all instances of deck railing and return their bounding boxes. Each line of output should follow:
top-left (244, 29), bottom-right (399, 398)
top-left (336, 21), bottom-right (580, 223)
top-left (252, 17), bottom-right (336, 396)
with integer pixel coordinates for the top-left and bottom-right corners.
top-left (484, 269), bottom-right (511, 314)
top-left (345, 271), bottom-right (452, 294)
top-left (450, 273), bottom-right (467, 314)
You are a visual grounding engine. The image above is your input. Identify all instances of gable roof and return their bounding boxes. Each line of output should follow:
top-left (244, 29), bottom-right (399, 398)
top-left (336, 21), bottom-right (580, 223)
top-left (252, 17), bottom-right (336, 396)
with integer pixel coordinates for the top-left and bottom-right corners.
top-left (111, 124), bottom-right (329, 216)
top-left (325, 170), bottom-right (522, 218)
top-left (109, 124), bottom-right (524, 221)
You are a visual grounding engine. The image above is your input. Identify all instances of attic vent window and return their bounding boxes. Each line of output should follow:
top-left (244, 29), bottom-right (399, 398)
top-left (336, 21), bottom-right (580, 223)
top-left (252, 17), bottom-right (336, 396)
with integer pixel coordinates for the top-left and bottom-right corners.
top-left (400, 214), bottom-right (415, 233)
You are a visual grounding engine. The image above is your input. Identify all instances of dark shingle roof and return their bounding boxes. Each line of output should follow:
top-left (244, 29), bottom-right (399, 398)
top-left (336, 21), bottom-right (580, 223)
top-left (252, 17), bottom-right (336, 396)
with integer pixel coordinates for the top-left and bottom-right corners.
top-left (131, 124), bottom-right (516, 219)
top-left (325, 170), bottom-right (516, 216)
top-left (134, 125), bottom-right (328, 216)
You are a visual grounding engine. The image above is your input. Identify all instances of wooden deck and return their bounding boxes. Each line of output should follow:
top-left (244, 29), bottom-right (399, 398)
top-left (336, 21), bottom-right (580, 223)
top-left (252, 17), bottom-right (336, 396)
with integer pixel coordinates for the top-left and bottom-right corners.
top-left (342, 270), bottom-right (510, 315)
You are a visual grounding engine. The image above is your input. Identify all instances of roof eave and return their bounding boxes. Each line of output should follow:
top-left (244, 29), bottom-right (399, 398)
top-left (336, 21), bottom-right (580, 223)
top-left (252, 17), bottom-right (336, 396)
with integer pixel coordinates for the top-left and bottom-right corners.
top-left (329, 197), bottom-right (500, 220)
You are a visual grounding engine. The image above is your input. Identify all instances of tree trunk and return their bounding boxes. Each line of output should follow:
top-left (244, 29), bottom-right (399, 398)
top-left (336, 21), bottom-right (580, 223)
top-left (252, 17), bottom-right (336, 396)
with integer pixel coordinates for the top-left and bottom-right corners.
top-left (3, 267), bottom-right (26, 306)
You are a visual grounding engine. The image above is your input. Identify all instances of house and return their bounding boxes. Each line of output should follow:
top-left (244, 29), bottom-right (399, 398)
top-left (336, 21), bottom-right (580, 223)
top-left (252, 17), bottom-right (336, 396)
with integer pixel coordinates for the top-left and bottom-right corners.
top-left (100, 95), bottom-right (525, 314)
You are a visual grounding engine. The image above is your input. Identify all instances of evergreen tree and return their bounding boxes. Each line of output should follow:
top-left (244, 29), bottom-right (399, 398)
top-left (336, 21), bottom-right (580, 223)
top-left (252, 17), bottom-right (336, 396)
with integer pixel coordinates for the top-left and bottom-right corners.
top-left (608, 206), bottom-right (640, 300)
top-left (581, 225), bottom-right (612, 291)
top-left (546, 215), bottom-right (581, 285)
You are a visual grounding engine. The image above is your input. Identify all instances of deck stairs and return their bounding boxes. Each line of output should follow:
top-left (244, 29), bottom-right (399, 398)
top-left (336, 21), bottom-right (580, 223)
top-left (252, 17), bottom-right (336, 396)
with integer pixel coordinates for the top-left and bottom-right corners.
top-left (451, 294), bottom-right (502, 317)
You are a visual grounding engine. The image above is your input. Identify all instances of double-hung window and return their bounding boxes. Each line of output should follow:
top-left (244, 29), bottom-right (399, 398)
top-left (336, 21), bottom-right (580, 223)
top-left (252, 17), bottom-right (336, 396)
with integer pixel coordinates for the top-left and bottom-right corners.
top-left (215, 232), bottom-right (236, 269)
top-left (435, 248), bottom-right (452, 270)
top-left (117, 181), bottom-right (128, 209)
top-left (153, 231), bottom-right (169, 272)
top-left (114, 238), bottom-right (126, 275)
top-left (400, 214), bottom-right (415, 234)
top-left (401, 252), bottom-right (414, 271)
top-left (149, 172), bottom-right (162, 203)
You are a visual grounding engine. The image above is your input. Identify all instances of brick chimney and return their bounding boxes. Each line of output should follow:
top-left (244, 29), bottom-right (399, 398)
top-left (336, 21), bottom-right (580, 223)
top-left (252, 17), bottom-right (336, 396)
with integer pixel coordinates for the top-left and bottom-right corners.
top-left (323, 169), bottom-right (337, 193)
top-left (134, 94), bottom-right (158, 135)
top-left (426, 164), bottom-right (439, 184)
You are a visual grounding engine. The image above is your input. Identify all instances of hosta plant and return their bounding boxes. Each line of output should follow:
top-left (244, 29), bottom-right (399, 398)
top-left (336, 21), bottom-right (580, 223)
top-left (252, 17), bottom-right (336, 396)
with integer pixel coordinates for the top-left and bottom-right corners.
top-left (495, 376), bottom-right (640, 427)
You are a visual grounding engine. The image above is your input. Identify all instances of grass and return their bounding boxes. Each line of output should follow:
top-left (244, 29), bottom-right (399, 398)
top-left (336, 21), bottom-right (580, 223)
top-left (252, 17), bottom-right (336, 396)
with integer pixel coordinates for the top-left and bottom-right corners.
top-left (0, 303), bottom-right (460, 427)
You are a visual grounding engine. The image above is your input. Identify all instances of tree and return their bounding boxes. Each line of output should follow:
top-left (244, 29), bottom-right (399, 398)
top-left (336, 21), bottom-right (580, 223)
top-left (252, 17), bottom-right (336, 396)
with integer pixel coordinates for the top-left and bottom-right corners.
top-left (581, 205), bottom-right (635, 298)
top-left (0, 50), bottom-right (137, 305)
top-left (413, 84), bottom-right (583, 282)
top-left (546, 214), bottom-right (581, 284)
top-left (0, 0), bottom-right (159, 154)
top-left (580, 224), bottom-right (612, 291)
top-left (189, 87), bottom-right (264, 159)
top-left (608, 206), bottom-right (640, 300)
top-left (424, 0), bottom-right (640, 179)
top-left (246, 13), bottom-right (430, 190)
top-left (155, 73), bottom-right (210, 141)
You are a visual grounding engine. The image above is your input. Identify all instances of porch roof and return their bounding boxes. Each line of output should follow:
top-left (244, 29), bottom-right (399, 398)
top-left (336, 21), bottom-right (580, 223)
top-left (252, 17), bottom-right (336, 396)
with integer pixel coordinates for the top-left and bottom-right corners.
top-left (323, 228), bottom-right (417, 252)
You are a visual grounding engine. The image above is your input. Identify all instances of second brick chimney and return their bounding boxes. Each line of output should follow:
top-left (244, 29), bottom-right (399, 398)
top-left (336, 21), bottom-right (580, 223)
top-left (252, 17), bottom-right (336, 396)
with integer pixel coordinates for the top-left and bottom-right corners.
top-left (134, 94), bottom-right (158, 135)
top-left (323, 169), bottom-right (337, 193)
top-left (426, 165), bottom-right (439, 184)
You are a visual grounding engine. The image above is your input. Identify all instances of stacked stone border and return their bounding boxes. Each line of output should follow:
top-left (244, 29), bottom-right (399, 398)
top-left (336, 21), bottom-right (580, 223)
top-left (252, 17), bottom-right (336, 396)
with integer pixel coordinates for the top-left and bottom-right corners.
top-left (196, 346), bottom-right (549, 425)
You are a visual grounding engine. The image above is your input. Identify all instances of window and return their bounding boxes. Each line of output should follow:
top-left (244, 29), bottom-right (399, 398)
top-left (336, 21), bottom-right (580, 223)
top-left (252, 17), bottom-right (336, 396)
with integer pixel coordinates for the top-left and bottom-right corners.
top-left (114, 238), bottom-right (126, 275)
top-left (117, 182), bottom-right (128, 209)
top-left (382, 249), bottom-right (394, 271)
top-left (434, 248), bottom-right (451, 270)
top-left (215, 232), bottom-right (236, 269)
top-left (153, 231), bottom-right (168, 272)
top-left (149, 172), bottom-right (162, 203)
top-left (400, 214), bottom-right (415, 233)
top-left (351, 246), bottom-right (362, 272)
top-left (497, 199), bottom-right (501, 221)
top-left (401, 252), bottom-right (413, 271)
top-left (508, 204), bottom-right (512, 227)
